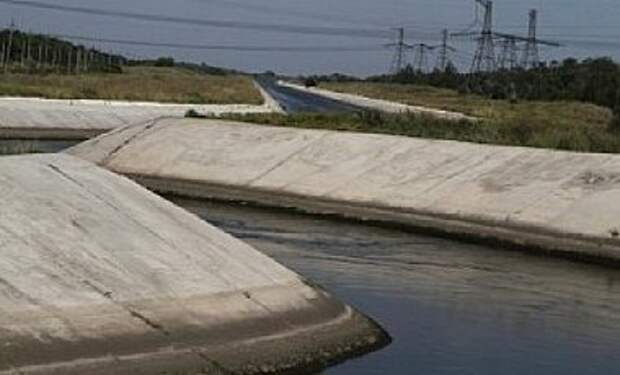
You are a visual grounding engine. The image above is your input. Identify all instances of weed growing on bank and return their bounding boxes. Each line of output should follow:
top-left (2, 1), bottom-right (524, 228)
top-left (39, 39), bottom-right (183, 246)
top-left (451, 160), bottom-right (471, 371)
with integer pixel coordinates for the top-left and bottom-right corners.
top-left (217, 110), bottom-right (620, 154)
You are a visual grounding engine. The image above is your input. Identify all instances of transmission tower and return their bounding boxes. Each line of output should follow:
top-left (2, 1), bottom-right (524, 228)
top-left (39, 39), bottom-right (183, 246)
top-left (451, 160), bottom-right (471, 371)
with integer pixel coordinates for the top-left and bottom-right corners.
top-left (412, 43), bottom-right (435, 73)
top-left (521, 9), bottom-right (540, 68)
top-left (386, 27), bottom-right (413, 74)
top-left (498, 35), bottom-right (519, 70)
top-left (3, 19), bottom-right (16, 72)
top-left (452, 0), bottom-right (496, 73)
top-left (436, 29), bottom-right (456, 71)
top-left (492, 9), bottom-right (561, 69)
top-left (472, 0), bottom-right (496, 72)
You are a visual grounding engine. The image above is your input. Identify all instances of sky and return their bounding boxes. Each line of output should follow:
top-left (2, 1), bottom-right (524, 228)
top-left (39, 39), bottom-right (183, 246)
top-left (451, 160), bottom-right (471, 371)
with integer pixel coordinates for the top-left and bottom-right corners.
top-left (0, 0), bottom-right (619, 76)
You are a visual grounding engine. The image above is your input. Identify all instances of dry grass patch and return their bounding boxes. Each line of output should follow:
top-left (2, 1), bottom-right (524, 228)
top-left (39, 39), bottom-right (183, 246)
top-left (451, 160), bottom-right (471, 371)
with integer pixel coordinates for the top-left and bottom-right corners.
top-left (0, 67), bottom-right (263, 104)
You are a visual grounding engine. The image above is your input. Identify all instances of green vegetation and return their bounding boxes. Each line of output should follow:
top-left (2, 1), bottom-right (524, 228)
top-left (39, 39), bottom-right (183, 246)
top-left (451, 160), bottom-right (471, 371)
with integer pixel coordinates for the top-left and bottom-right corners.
top-left (288, 58), bottom-right (620, 154)
top-left (219, 110), bottom-right (620, 154)
top-left (321, 81), bottom-right (611, 129)
top-left (367, 57), bottom-right (620, 110)
top-left (0, 66), bottom-right (263, 104)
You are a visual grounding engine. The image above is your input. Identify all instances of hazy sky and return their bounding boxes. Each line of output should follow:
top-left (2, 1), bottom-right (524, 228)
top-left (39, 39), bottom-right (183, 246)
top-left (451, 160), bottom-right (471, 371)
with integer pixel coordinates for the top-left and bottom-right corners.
top-left (1, 0), bottom-right (619, 76)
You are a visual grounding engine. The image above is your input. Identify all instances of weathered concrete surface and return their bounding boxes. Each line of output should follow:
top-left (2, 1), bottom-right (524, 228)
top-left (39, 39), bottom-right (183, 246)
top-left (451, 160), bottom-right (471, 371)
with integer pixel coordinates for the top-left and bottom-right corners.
top-left (0, 154), bottom-right (387, 374)
top-left (0, 83), bottom-right (283, 140)
top-left (279, 81), bottom-right (472, 120)
top-left (69, 118), bottom-right (620, 263)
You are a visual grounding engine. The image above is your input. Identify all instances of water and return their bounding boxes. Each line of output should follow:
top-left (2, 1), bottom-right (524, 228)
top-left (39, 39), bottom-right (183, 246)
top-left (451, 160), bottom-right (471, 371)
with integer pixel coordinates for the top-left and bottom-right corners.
top-left (0, 139), bottom-right (81, 155)
top-left (171, 197), bottom-right (620, 375)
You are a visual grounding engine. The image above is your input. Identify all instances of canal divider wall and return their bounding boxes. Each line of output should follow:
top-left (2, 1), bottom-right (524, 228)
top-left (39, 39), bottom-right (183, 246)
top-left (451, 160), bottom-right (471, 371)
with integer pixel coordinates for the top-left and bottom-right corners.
top-left (0, 81), bottom-right (283, 141)
top-left (0, 153), bottom-right (387, 374)
top-left (67, 118), bottom-right (620, 263)
top-left (279, 81), bottom-right (473, 121)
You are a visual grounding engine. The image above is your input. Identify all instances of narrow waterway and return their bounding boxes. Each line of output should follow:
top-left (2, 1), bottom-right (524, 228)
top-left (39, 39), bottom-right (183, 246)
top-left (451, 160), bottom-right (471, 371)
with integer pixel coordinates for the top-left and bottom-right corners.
top-left (0, 139), bottom-right (82, 154)
top-left (171, 197), bottom-right (620, 375)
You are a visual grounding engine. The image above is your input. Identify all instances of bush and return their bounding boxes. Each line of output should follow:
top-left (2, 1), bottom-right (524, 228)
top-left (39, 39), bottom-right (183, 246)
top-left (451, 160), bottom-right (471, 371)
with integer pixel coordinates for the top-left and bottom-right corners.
top-left (608, 105), bottom-right (620, 132)
top-left (154, 57), bottom-right (175, 67)
top-left (185, 109), bottom-right (207, 119)
top-left (304, 78), bottom-right (318, 88)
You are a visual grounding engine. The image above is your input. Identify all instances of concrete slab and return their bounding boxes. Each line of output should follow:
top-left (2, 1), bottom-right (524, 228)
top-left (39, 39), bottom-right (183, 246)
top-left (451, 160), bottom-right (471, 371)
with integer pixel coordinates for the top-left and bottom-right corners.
top-left (0, 153), bottom-right (387, 374)
top-left (69, 118), bottom-right (620, 263)
top-left (0, 83), bottom-right (283, 140)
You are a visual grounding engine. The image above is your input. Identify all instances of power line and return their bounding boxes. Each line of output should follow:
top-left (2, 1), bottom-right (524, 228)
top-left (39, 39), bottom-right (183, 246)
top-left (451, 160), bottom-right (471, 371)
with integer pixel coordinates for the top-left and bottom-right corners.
top-left (0, 0), bottom-right (393, 39)
top-left (55, 34), bottom-right (386, 53)
top-left (187, 0), bottom-right (393, 28)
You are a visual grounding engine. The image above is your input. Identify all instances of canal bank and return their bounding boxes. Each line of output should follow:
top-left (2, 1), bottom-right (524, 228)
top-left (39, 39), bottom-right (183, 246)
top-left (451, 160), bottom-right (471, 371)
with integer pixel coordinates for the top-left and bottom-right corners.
top-left (68, 118), bottom-right (620, 265)
top-left (0, 82), bottom-right (283, 149)
top-left (0, 154), bottom-right (388, 375)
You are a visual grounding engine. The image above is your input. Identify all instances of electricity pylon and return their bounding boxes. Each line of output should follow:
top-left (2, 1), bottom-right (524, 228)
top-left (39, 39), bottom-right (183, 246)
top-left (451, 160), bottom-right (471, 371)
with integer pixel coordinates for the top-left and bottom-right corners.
top-left (494, 9), bottom-right (561, 70)
top-left (412, 43), bottom-right (436, 73)
top-left (452, 0), bottom-right (496, 73)
top-left (386, 27), bottom-right (413, 74)
top-left (498, 35), bottom-right (519, 70)
top-left (521, 9), bottom-right (540, 68)
top-left (472, 0), bottom-right (496, 72)
top-left (436, 29), bottom-right (456, 71)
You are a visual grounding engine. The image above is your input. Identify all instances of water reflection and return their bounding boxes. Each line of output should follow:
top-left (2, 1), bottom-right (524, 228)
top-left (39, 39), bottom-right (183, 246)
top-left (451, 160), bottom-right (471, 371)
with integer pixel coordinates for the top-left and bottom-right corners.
top-left (172, 197), bottom-right (620, 375)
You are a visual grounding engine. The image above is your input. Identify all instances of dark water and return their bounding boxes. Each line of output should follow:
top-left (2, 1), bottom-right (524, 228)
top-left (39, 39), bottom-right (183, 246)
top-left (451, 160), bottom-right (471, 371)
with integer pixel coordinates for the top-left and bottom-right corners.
top-left (172, 197), bottom-right (620, 375)
top-left (0, 139), bottom-right (81, 155)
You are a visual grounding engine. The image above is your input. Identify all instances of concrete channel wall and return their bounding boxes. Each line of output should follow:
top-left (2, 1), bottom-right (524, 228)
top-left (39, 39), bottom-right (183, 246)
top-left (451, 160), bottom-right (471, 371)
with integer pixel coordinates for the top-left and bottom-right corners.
top-left (68, 118), bottom-right (620, 263)
top-left (0, 153), bottom-right (387, 374)
top-left (0, 83), bottom-right (283, 140)
top-left (279, 81), bottom-right (472, 121)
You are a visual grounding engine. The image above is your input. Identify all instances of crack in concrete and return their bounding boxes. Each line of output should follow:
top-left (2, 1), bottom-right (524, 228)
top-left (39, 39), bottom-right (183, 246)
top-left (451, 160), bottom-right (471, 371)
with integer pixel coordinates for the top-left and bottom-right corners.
top-left (46, 162), bottom-right (178, 250)
top-left (246, 132), bottom-right (331, 187)
top-left (81, 280), bottom-right (170, 336)
top-left (100, 116), bottom-right (169, 166)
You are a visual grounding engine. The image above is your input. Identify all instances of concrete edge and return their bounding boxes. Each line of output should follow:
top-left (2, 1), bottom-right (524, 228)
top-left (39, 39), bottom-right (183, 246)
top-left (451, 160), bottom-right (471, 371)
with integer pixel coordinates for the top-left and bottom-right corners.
top-left (124, 174), bottom-right (620, 266)
top-left (0, 81), bottom-right (274, 111)
top-left (0, 83), bottom-right (280, 139)
top-left (254, 81), bottom-right (286, 115)
top-left (278, 81), bottom-right (474, 121)
top-left (2, 283), bottom-right (389, 375)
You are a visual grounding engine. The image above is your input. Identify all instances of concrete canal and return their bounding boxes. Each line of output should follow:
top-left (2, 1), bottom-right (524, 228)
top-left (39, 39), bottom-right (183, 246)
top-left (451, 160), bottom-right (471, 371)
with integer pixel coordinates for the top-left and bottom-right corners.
top-left (173, 196), bottom-right (620, 375)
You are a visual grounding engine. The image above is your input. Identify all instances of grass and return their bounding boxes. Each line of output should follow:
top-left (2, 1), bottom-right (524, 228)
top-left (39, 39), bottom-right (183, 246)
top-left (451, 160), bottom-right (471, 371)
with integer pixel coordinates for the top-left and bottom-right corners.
top-left (0, 66), bottom-right (263, 104)
top-left (321, 81), bottom-right (612, 130)
top-left (218, 110), bottom-right (620, 154)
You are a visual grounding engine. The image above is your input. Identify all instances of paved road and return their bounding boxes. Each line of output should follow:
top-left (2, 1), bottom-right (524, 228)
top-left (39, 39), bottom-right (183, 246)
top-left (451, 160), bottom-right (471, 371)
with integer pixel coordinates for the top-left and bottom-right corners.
top-left (256, 76), bottom-right (363, 114)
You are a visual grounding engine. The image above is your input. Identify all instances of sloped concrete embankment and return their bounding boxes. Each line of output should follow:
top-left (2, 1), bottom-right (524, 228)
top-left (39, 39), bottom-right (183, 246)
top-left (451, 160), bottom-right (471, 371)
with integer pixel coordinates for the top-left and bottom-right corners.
top-left (278, 81), bottom-right (472, 121)
top-left (68, 118), bottom-right (620, 263)
top-left (0, 81), bottom-right (282, 141)
top-left (0, 154), bottom-right (388, 374)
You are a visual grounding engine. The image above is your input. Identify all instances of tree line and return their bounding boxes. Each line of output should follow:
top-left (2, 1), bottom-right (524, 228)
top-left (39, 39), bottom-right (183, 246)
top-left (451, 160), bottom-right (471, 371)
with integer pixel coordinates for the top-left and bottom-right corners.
top-left (0, 28), bottom-right (127, 74)
top-left (370, 58), bottom-right (620, 110)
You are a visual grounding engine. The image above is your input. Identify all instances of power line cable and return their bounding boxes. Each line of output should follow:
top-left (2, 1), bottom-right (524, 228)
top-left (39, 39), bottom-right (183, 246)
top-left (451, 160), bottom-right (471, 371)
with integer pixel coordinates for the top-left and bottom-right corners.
top-left (55, 33), bottom-right (387, 52)
top-left (0, 0), bottom-right (393, 39)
